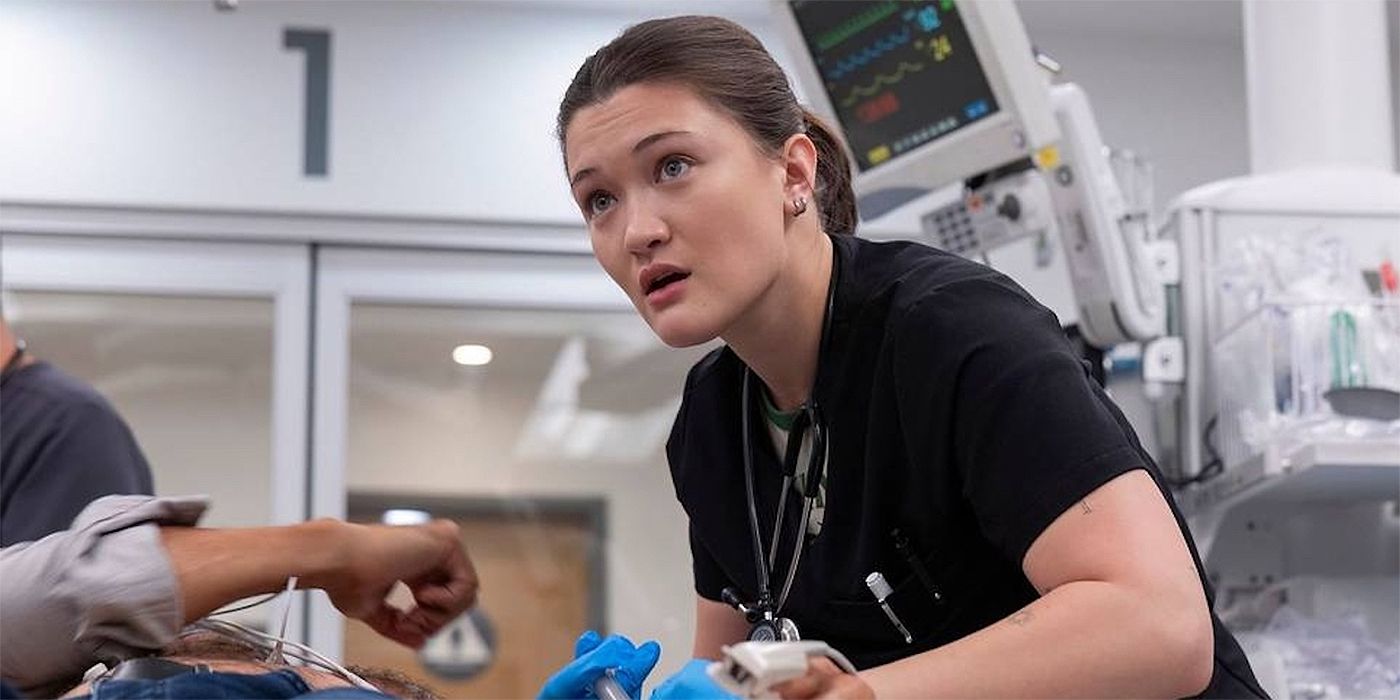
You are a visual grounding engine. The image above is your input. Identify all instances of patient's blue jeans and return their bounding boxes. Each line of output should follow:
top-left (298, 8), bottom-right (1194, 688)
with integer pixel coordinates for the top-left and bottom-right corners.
top-left (77, 669), bottom-right (396, 699)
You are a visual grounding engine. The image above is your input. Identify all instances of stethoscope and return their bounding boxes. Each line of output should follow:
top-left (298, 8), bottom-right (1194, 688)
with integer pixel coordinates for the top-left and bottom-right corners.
top-left (723, 243), bottom-right (839, 642)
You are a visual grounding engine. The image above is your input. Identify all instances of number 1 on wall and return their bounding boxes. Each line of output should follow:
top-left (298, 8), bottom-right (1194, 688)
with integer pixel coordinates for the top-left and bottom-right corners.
top-left (284, 28), bottom-right (331, 177)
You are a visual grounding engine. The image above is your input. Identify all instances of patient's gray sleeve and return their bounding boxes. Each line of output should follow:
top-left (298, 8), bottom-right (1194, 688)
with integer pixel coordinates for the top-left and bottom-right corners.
top-left (0, 494), bottom-right (209, 695)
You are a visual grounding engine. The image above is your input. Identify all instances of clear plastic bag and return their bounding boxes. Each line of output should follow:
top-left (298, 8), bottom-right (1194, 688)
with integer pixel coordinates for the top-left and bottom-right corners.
top-left (1257, 605), bottom-right (1400, 699)
top-left (1211, 230), bottom-right (1400, 469)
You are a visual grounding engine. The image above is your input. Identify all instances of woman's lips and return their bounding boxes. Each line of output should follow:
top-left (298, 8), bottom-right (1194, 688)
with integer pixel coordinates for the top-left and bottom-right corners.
top-left (645, 274), bottom-right (688, 309)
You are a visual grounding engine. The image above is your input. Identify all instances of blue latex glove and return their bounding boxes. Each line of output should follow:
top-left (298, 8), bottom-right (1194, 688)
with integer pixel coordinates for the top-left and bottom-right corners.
top-left (649, 658), bottom-right (739, 700)
top-left (539, 630), bottom-right (662, 699)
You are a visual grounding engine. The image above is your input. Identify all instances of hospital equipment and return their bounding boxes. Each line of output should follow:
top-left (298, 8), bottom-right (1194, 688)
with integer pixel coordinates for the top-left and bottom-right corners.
top-left (772, 0), bottom-right (1167, 346)
top-left (736, 366), bottom-right (826, 642)
top-left (1328, 309), bottom-right (1364, 389)
top-left (775, 0), bottom-right (1057, 217)
top-left (1166, 170), bottom-right (1400, 697)
top-left (775, 1), bottom-right (1400, 690)
top-left (1325, 387), bottom-right (1400, 422)
top-left (1169, 171), bottom-right (1400, 492)
top-left (863, 572), bottom-right (912, 644)
top-left (707, 641), bottom-right (858, 699)
top-left (773, 0), bottom-right (1399, 562)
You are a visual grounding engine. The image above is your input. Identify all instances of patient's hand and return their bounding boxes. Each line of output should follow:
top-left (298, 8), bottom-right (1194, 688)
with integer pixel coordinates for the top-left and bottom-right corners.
top-left (309, 519), bottom-right (480, 649)
top-left (160, 517), bottom-right (479, 650)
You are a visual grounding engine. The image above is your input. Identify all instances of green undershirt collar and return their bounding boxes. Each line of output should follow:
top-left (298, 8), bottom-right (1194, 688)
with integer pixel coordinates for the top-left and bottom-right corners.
top-left (760, 390), bottom-right (800, 432)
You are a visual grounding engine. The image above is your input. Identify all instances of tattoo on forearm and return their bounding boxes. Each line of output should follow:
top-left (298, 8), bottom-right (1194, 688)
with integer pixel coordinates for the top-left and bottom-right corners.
top-left (1009, 609), bottom-right (1033, 627)
top-left (1080, 500), bottom-right (1093, 515)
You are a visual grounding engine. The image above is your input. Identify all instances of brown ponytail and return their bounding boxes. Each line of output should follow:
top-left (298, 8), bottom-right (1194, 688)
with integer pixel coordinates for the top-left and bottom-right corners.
top-left (800, 110), bottom-right (857, 236)
top-left (557, 15), bottom-right (858, 236)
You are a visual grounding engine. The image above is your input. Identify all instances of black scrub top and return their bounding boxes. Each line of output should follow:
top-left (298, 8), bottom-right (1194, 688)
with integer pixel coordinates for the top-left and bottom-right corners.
top-left (667, 235), bottom-right (1265, 698)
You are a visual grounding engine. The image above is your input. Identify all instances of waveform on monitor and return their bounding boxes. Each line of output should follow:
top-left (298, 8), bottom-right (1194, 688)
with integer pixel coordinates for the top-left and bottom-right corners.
top-left (814, 2), bottom-right (900, 52)
top-left (839, 61), bottom-right (925, 107)
top-left (824, 27), bottom-right (913, 81)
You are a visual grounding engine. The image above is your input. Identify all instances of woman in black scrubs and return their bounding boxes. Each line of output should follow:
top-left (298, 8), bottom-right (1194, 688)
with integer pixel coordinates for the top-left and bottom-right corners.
top-left (556, 15), bottom-right (1264, 699)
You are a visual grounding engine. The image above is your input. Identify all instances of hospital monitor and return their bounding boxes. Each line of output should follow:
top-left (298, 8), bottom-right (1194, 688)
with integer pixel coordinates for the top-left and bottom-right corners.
top-left (772, 0), bottom-right (1059, 219)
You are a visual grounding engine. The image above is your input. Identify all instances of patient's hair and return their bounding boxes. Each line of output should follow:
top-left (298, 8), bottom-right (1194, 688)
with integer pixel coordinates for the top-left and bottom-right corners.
top-left (161, 633), bottom-right (262, 661)
top-left (346, 665), bottom-right (440, 700)
top-left (156, 632), bottom-right (441, 700)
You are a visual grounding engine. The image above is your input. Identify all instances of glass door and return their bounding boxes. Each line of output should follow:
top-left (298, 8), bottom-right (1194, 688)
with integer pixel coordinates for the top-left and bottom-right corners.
top-left (1, 233), bottom-right (310, 634)
top-left (313, 247), bottom-right (711, 693)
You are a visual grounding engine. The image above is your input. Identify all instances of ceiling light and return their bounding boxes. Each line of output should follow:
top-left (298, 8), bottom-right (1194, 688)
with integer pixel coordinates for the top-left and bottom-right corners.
top-left (452, 344), bottom-right (493, 366)
top-left (382, 508), bottom-right (431, 526)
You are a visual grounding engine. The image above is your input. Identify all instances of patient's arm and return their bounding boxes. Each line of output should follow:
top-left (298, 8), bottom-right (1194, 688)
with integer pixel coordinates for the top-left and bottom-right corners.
top-left (0, 495), bottom-right (478, 696)
top-left (162, 517), bottom-right (478, 648)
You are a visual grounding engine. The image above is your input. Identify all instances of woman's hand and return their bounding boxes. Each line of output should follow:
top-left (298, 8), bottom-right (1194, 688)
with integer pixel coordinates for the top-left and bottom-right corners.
top-left (651, 658), bottom-right (737, 699)
top-left (538, 631), bottom-right (661, 699)
top-left (772, 658), bottom-right (874, 700)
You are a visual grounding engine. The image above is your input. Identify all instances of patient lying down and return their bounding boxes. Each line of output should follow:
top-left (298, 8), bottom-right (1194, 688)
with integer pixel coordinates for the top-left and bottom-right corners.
top-left (61, 631), bottom-right (439, 700)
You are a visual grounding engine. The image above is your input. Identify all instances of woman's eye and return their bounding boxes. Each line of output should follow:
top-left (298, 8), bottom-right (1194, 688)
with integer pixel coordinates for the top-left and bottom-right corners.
top-left (658, 156), bottom-right (691, 181)
top-left (588, 192), bottom-right (615, 216)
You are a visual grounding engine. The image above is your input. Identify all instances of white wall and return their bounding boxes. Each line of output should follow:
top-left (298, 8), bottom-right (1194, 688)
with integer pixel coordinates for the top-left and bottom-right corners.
top-left (1, 0), bottom-right (567, 219)
top-left (1392, 0), bottom-right (1400, 170)
top-left (1014, 0), bottom-right (1250, 205)
top-left (1032, 41), bottom-right (1248, 210)
top-left (0, 0), bottom-right (784, 224)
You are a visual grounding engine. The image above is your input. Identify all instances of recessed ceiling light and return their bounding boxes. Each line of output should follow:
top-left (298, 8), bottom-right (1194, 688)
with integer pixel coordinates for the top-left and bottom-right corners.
top-left (452, 344), bottom-right (493, 366)
top-left (382, 508), bottom-right (431, 526)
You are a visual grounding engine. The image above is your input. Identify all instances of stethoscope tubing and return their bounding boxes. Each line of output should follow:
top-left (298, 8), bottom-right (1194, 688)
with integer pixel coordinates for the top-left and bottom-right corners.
top-left (736, 237), bottom-right (840, 620)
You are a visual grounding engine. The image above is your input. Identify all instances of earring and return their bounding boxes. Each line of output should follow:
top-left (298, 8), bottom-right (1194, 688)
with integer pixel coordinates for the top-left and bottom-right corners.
top-left (792, 196), bottom-right (808, 217)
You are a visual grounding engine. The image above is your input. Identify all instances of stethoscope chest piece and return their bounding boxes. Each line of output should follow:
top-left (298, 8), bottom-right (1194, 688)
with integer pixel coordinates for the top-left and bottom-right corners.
top-left (723, 588), bottom-right (804, 642)
top-left (748, 616), bottom-right (801, 642)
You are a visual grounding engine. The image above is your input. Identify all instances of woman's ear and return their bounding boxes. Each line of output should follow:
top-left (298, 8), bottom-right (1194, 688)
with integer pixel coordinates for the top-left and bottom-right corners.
top-left (781, 133), bottom-right (818, 205)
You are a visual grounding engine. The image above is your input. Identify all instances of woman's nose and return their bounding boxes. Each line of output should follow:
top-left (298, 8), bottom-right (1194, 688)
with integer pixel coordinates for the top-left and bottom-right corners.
top-left (622, 202), bottom-right (669, 254)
